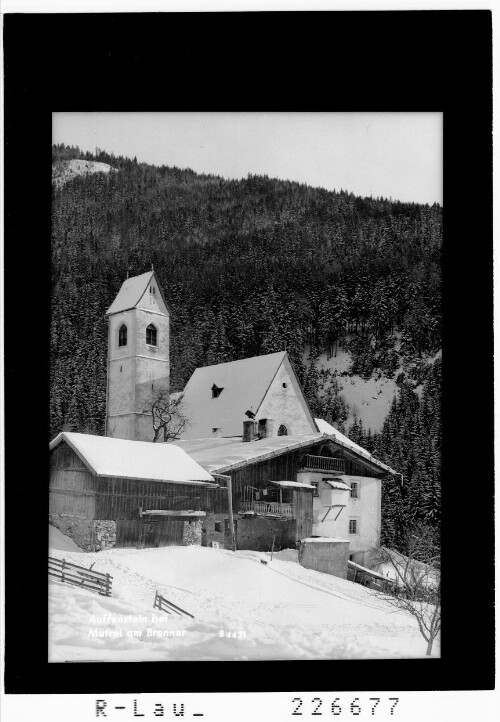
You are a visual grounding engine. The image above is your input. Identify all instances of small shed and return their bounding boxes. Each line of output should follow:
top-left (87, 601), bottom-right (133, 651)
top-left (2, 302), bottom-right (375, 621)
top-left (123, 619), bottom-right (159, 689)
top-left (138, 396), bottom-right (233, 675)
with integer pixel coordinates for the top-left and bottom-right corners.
top-left (49, 432), bottom-right (218, 551)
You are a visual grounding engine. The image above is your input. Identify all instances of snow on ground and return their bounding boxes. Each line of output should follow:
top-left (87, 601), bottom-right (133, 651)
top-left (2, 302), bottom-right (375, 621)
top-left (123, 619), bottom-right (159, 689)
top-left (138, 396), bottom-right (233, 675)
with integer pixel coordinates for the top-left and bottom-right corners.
top-left (49, 525), bottom-right (84, 552)
top-left (314, 350), bottom-right (399, 432)
top-left (52, 159), bottom-right (118, 188)
top-left (48, 544), bottom-right (439, 662)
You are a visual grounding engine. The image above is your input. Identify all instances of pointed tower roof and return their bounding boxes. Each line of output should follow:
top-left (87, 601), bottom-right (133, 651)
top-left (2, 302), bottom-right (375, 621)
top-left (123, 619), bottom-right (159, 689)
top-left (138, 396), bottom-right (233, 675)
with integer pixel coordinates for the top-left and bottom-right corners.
top-left (106, 271), bottom-right (170, 315)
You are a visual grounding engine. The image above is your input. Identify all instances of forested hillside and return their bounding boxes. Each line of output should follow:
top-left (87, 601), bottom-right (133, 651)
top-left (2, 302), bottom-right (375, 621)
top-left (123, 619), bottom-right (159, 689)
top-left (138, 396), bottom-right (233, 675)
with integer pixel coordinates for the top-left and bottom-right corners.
top-left (51, 144), bottom-right (442, 551)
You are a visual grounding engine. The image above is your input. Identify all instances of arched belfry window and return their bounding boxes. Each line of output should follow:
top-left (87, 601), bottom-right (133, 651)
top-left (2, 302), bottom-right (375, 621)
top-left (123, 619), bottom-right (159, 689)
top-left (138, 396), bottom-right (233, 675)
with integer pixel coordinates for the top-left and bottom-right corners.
top-left (118, 324), bottom-right (127, 347)
top-left (278, 424), bottom-right (288, 436)
top-left (146, 324), bottom-right (157, 346)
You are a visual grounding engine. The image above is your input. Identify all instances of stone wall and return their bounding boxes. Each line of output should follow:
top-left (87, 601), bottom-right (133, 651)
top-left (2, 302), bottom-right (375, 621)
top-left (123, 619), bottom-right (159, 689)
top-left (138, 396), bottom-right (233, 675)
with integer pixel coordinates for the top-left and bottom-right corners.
top-left (298, 538), bottom-right (350, 578)
top-left (49, 514), bottom-right (92, 551)
top-left (182, 519), bottom-right (203, 546)
top-left (94, 520), bottom-right (117, 550)
top-left (202, 514), bottom-right (227, 548)
top-left (236, 516), bottom-right (297, 552)
top-left (49, 514), bottom-right (116, 552)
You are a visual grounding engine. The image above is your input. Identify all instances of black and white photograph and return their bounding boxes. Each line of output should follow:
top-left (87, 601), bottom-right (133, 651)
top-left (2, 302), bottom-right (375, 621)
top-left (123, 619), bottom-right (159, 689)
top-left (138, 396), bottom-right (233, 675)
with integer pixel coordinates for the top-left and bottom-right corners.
top-left (2, 9), bottom-right (494, 717)
top-left (47, 111), bottom-right (443, 662)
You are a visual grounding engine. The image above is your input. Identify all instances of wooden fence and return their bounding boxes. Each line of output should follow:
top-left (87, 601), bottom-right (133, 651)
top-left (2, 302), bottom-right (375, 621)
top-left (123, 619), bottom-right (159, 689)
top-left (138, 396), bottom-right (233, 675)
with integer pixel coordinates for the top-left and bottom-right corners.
top-left (48, 556), bottom-right (112, 597)
top-left (153, 590), bottom-right (194, 619)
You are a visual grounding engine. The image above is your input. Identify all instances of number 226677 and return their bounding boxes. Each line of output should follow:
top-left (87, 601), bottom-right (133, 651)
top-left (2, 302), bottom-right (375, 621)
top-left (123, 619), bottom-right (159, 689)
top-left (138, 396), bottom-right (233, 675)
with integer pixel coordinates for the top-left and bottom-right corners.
top-left (291, 697), bottom-right (400, 717)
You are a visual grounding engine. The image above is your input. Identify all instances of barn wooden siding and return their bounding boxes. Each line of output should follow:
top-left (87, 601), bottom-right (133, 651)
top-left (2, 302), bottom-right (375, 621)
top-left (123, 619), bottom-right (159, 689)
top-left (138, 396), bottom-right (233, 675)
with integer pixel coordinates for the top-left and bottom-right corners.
top-left (293, 489), bottom-right (313, 540)
top-left (95, 478), bottom-right (215, 520)
top-left (50, 442), bottom-right (217, 521)
top-left (49, 444), bottom-right (96, 518)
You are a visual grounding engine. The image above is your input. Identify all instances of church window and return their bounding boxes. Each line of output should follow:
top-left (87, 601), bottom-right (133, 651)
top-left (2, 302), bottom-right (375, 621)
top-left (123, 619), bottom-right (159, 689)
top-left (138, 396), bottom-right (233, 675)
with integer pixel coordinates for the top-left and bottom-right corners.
top-left (277, 424), bottom-right (288, 436)
top-left (212, 384), bottom-right (224, 398)
top-left (146, 324), bottom-right (157, 346)
top-left (118, 324), bottom-right (127, 347)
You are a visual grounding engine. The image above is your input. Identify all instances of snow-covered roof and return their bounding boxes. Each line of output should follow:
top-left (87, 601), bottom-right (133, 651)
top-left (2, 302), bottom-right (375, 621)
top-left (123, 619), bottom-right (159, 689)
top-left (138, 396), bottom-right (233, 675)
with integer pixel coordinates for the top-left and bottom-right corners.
top-left (106, 271), bottom-right (154, 315)
top-left (323, 478), bottom-right (351, 491)
top-left (106, 271), bottom-right (170, 316)
top-left (177, 351), bottom-right (316, 439)
top-left (171, 429), bottom-right (395, 476)
top-left (50, 432), bottom-right (216, 485)
top-left (269, 480), bottom-right (315, 490)
top-left (314, 418), bottom-right (397, 475)
top-left (172, 434), bottom-right (325, 474)
top-left (178, 351), bottom-right (287, 439)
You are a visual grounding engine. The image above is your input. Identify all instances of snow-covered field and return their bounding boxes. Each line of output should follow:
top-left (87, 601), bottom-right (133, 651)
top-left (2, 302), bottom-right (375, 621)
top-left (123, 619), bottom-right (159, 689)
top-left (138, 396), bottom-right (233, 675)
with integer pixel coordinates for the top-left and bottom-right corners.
top-left (49, 530), bottom-right (439, 662)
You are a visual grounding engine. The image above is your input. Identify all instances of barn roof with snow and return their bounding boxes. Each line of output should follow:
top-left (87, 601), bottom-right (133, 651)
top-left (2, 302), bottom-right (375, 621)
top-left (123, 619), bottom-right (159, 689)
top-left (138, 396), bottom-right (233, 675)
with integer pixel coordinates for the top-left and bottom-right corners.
top-left (177, 351), bottom-right (317, 439)
top-left (50, 432), bottom-right (216, 485)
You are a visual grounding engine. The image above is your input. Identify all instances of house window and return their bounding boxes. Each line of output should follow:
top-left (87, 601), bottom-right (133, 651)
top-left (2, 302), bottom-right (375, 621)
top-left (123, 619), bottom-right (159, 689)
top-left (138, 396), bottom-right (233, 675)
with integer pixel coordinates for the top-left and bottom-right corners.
top-left (349, 519), bottom-right (358, 535)
top-left (214, 521), bottom-right (223, 533)
top-left (278, 424), bottom-right (288, 436)
top-left (212, 384), bottom-right (223, 398)
top-left (146, 324), bottom-right (157, 346)
top-left (350, 482), bottom-right (358, 499)
top-left (118, 324), bottom-right (127, 347)
top-left (311, 481), bottom-right (320, 498)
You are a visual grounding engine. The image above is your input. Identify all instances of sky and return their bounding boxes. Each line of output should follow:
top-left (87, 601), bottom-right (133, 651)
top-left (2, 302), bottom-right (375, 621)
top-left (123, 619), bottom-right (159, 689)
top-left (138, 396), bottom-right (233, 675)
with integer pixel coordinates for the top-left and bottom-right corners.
top-left (53, 112), bottom-right (442, 205)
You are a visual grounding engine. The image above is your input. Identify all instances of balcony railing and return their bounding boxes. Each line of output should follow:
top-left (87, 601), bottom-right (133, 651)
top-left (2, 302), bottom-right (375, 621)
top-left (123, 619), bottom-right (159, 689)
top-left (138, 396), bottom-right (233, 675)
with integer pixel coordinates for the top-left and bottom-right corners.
top-left (239, 501), bottom-right (294, 518)
top-left (300, 454), bottom-right (346, 473)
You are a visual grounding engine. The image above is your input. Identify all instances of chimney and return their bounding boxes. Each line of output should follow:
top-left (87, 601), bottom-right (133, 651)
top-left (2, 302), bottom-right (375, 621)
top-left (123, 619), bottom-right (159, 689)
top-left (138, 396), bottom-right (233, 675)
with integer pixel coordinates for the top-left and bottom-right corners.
top-left (243, 419), bottom-right (257, 442)
top-left (258, 418), bottom-right (275, 439)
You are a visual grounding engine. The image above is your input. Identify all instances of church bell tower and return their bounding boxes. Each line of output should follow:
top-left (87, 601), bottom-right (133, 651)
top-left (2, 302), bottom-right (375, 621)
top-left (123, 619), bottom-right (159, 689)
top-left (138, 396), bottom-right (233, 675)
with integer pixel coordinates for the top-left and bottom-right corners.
top-left (105, 270), bottom-right (170, 441)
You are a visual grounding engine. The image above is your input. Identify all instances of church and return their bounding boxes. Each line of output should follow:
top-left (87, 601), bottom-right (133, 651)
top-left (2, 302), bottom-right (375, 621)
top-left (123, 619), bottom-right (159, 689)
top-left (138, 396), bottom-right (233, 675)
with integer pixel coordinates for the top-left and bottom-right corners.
top-left (49, 270), bottom-right (397, 566)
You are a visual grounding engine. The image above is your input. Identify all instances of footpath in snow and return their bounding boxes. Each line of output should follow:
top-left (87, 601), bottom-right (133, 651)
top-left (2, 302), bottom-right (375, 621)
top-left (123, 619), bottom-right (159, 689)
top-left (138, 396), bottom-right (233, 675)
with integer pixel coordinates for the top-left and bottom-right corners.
top-left (49, 530), bottom-right (439, 662)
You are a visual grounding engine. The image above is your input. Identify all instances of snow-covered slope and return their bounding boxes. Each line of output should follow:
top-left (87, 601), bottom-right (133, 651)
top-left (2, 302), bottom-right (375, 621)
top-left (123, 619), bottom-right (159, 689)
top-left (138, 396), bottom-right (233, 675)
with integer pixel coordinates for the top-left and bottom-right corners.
top-left (52, 159), bottom-right (118, 188)
top-left (48, 545), bottom-right (438, 662)
top-left (314, 349), bottom-right (399, 433)
top-left (49, 524), bottom-right (83, 552)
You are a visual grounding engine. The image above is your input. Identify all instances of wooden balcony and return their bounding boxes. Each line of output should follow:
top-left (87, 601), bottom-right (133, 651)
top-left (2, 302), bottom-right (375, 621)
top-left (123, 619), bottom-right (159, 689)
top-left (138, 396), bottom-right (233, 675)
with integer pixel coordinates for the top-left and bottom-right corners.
top-left (300, 454), bottom-right (346, 474)
top-left (238, 501), bottom-right (294, 518)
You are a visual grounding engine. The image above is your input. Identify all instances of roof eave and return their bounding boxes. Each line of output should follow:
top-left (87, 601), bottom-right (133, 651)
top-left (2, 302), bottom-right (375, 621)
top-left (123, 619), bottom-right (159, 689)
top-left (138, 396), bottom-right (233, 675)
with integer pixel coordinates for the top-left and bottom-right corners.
top-left (96, 473), bottom-right (217, 486)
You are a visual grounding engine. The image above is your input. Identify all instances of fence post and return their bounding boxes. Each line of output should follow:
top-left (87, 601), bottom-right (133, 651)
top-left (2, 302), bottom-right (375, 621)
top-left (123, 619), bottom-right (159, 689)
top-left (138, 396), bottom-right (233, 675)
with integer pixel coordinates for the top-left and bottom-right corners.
top-left (105, 573), bottom-right (111, 597)
top-left (226, 475), bottom-right (236, 552)
top-left (61, 558), bottom-right (66, 584)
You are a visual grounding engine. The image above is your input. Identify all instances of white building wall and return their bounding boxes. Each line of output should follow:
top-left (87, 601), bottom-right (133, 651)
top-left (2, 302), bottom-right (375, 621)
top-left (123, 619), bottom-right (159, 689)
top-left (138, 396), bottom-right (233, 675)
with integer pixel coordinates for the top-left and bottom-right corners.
top-left (347, 475), bottom-right (382, 564)
top-left (107, 304), bottom-right (169, 441)
top-left (257, 363), bottom-right (316, 436)
top-left (296, 471), bottom-right (381, 563)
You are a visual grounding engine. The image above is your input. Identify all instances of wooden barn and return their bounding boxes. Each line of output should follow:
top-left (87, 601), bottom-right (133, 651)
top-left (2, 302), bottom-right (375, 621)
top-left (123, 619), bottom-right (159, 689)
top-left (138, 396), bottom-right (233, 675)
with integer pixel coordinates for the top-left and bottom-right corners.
top-left (49, 432), bottom-right (219, 551)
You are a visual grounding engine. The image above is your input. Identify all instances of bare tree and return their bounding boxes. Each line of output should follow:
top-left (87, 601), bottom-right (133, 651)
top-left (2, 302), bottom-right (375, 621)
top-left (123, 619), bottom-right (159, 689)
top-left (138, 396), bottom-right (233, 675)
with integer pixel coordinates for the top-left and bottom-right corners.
top-left (145, 389), bottom-right (190, 442)
top-left (371, 527), bottom-right (441, 656)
